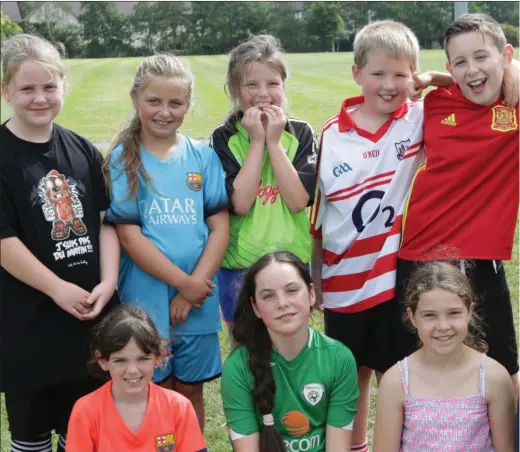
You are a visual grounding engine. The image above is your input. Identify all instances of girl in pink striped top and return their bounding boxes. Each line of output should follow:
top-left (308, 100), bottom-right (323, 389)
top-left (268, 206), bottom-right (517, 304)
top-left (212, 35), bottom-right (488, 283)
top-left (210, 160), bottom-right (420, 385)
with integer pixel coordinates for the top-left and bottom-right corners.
top-left (373, 262), bottom-right (515, 452)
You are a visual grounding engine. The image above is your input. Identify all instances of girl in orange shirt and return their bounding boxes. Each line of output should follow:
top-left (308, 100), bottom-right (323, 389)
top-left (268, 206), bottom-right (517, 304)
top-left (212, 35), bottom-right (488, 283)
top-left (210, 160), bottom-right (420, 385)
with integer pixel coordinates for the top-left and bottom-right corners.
top-left (66, 306), bottom-right (207, 452)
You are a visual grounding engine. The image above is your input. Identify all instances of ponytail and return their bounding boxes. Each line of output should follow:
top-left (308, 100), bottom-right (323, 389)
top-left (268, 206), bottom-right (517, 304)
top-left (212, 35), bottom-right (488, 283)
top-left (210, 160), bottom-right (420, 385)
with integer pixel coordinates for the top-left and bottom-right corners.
top-left (103, 114), bottom-right (153, 199)
top-left (234, 297), bottom-right (286, 452)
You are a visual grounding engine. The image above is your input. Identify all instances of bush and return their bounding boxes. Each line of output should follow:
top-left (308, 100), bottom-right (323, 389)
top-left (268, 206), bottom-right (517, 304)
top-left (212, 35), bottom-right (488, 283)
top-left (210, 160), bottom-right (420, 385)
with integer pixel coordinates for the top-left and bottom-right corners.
top-left (20, 21), bottom-right (85, 58)
top-left (1, 10), bottom-right (22, 41)
top-left (501, 23), bottom-right (519, 47)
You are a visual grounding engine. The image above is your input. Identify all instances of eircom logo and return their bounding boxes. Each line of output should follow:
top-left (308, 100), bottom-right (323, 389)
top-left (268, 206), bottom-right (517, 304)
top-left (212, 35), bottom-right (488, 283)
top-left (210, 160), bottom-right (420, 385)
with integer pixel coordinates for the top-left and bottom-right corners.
top-left (281, 411), bottom-right (321, 451)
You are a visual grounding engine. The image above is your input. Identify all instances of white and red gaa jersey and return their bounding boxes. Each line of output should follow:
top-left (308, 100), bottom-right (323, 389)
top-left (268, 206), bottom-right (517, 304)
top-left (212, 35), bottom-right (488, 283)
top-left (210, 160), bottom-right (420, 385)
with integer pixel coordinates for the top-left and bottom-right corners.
top-left (310, 96), bottom-right (424, 312)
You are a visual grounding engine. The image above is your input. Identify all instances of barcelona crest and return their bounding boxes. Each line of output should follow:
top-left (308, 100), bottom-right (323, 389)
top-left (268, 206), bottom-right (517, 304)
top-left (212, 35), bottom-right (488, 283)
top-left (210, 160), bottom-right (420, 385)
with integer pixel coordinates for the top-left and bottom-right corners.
top-left (491, 105), bottom-right (518, 132)
top-left (187, 172), bottom-right (203, 191)
top-left (155, 433), bottom-right (176, 452)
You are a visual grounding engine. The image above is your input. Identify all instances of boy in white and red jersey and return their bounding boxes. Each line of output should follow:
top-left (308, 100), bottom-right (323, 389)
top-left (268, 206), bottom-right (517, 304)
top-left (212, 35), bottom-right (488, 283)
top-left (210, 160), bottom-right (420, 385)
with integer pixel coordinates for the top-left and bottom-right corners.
top-left (395, 14), bottom-right (519, 399)
top-left (310, 20), bottom-right (452, 452)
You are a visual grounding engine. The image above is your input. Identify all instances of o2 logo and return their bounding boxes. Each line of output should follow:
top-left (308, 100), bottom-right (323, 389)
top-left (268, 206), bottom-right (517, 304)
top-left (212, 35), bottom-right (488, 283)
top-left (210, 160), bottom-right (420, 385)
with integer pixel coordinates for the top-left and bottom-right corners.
top-left (352, 190), bottom-right (395, 233)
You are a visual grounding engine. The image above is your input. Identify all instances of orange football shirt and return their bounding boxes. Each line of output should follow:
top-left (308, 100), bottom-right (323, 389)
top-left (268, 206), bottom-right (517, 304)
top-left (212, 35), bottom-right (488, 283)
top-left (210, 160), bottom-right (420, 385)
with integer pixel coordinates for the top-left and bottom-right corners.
top-left (67, 381), bottom-right (207, 452)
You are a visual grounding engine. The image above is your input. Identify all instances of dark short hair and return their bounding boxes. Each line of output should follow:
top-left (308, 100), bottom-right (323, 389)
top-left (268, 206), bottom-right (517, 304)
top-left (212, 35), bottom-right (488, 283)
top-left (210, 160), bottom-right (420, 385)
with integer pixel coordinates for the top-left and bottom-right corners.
top-left (88, 305), bottom-right (162, 379)
top-left (444, 13), bottom-right (507, 60)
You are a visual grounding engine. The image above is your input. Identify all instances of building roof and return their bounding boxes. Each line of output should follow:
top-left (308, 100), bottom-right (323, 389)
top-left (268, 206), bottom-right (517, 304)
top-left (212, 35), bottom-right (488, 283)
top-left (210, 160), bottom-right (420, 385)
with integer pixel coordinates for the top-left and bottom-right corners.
top-left (1, 1), bottom-right (22, 22)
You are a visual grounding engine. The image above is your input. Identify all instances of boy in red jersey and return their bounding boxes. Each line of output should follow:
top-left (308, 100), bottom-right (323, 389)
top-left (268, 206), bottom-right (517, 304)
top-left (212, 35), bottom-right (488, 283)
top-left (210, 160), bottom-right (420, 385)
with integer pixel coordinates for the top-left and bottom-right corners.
top-left (395, 13), bottom-right (519, 400)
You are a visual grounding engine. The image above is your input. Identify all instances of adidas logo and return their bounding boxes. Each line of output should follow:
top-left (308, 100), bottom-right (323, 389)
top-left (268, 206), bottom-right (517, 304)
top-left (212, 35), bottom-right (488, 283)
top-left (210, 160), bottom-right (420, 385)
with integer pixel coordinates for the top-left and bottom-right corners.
top-left (441, 114), bottom-right (456, 126)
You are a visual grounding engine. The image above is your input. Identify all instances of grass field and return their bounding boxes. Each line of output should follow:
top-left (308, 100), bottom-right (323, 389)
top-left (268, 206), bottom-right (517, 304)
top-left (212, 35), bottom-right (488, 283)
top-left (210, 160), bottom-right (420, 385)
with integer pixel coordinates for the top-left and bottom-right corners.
top-left (1, 50), bottom-right (518, 451)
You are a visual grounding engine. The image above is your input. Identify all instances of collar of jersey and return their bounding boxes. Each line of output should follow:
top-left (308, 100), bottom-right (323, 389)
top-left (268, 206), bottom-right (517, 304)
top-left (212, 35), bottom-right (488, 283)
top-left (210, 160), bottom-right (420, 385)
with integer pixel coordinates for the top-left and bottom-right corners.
top-left (271, 327), bottom-right (314, 368)
top-left (337, 95), bottom-right (409, 142)
top-left (434, 82), bottom-right (508, 110)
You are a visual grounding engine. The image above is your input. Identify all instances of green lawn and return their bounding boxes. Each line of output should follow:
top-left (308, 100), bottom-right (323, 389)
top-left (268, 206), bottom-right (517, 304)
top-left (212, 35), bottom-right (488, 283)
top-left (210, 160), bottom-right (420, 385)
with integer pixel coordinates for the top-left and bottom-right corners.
top-left (1, 50), bottom-right (451, 143)
top-left (1, 50), bottom-right (518, 451)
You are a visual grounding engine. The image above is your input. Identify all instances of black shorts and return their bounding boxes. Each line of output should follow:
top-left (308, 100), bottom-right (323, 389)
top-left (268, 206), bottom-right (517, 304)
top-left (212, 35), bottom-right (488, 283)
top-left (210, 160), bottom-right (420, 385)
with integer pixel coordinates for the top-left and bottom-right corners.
top-left (4, 377), bottom-right (101, 440)
top-left (393, 258), bottom-right (519, 375)
top-left (324, 299), bottom-right (397, 373)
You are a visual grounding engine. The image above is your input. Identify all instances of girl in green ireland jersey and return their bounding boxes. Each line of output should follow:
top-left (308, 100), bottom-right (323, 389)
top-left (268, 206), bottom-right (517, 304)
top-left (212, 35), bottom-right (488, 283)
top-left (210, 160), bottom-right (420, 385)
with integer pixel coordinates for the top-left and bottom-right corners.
top-left (221, 252), bottom-right (359, 452)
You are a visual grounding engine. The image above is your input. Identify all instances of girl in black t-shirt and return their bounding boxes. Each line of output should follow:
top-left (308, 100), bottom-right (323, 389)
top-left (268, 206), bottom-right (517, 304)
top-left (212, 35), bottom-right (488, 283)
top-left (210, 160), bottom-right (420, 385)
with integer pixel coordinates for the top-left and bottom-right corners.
top-left (0, 33), bottom-right (119, 452)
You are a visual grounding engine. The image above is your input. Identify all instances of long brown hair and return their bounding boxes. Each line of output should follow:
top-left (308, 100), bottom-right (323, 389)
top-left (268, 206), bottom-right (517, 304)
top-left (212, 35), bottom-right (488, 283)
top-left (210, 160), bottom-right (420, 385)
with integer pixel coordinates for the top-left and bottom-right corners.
top-left (233, 251), bottom-right (313, 452)
top-left (103, 54), bottom-right (194, 199)
top-left (404, 261), bottom-right (488, 353)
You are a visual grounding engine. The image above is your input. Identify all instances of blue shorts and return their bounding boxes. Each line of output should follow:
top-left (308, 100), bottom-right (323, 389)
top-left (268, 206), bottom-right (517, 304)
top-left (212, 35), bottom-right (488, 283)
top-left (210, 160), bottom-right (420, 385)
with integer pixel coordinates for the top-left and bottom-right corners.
top-left (217, 268), bottom-right (247, 325)
top-left (153, 332), bottom-right (222, 384)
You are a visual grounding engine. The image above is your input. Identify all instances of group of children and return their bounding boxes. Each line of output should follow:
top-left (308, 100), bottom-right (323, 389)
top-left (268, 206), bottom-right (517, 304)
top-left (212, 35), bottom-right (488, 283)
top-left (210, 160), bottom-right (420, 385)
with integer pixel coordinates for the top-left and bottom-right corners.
top-left (0, 11), bottom-right (518, 452)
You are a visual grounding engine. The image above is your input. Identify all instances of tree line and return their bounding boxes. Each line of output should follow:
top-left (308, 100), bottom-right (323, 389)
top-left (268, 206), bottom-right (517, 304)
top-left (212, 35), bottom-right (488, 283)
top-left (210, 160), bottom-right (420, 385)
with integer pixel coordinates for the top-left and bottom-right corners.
top-left (2, 1), bottom-right (519, 58)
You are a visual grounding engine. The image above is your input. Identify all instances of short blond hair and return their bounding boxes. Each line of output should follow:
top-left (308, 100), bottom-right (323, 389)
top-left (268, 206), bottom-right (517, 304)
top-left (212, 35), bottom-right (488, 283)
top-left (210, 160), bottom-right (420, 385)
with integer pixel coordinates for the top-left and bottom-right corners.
top-left (353, 20), bottom-right (420, 72)
top-left (1, 33), bottom-right (66, 85)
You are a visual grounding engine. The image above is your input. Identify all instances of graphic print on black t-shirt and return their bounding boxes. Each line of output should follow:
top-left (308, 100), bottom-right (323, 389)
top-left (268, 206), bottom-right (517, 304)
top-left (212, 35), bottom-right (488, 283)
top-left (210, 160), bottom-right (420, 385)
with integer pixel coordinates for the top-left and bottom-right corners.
top-left (32, 169), bottom-right (94, 262)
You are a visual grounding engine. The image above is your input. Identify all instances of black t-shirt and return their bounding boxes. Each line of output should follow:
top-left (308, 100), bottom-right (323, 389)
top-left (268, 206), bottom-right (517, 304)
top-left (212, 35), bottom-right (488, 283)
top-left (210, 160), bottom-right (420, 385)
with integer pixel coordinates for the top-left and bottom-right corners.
top-left (0, 122), bottom-right (118, 391)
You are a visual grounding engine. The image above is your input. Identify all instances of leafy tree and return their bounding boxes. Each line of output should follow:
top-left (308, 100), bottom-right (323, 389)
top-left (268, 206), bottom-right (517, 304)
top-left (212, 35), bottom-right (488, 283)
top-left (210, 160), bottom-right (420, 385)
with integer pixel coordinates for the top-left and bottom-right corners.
top-left (17, 1), bottom-right (40, 19)
top-left (130, 2), bottom-right (190, 55)
top-left (370, 2), bottom-right (452, 50)
top-left (266, 3), bottom-right (309, 53)
top-left (79, 2), bottom-right (132, 58)
top-left (305, 2), bottom-right (344, 51)
top-left (1, 10), bottom-right (22, 41)
top-left (501, 24), bottom-right (519, 47)
top-left (21, 21), bottom-right (84, 58)
top-left (189, 2), bottom-right (269, 55)
top-left (469, 2), bottom-right (519, 27)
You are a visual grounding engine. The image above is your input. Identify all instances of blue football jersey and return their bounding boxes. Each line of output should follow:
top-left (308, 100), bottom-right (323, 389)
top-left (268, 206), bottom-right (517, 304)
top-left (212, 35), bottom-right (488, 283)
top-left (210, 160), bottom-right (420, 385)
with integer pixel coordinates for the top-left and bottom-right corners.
top-left (106, 134), bottom-right (229, 337)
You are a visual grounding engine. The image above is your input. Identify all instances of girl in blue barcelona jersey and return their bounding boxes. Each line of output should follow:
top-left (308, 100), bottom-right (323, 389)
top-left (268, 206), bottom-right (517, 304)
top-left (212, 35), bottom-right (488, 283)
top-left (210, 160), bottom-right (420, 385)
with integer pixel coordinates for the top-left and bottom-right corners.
top-left (104, 54), bottom-right (229, 431)
top-left (209, 35), bottom-right (318, 345)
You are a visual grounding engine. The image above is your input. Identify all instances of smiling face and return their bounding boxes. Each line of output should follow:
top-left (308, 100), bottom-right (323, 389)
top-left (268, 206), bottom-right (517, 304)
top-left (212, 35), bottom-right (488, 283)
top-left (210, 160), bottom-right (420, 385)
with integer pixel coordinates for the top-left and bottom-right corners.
top-left (2, 60), bottom-right (65, 130)
top-left (235, 61), bottom-right (285, 112)
top-left (446, 32), bottom-right (513, 106)
top-left (98, 337), bottom-right (160, 400)
top-left (352, 50), bottom-right (413, 117)
top-left (132, 75), bottom-right (189, 141)
top-left (409, 288), bottom-right (473, 356)
top-left (251, 262), bottom-right (315, 338)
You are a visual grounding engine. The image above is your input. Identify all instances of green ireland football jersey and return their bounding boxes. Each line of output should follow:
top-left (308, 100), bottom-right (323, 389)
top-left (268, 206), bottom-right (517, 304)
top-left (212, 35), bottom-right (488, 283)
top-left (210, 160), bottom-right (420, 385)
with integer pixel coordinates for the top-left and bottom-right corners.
top-left (210, 119), bottom-right (317, 269)
top-left (221, 328), bottom-right (359, 452)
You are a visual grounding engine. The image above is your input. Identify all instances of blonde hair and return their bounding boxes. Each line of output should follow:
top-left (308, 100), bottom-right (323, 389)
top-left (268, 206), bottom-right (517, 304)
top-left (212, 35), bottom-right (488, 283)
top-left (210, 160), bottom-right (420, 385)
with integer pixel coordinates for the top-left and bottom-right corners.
top-left (1, 33), bottom-right (66, 86)
top-left (353, 20), bottom-right (420, 72)
top-left (404, 261), bottom-right (488, 353)
top-left (444, 13), bottom-right (507, 59)
top-left (224, 34), bottom-right (288, 129)
top-left (104, 54), bottom-right (194, 199)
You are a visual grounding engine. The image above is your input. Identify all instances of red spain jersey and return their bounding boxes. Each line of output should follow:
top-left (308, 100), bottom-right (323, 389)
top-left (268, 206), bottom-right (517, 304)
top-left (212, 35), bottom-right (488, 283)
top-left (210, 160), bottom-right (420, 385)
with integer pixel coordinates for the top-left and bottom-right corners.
top-left (66, 382), bottom-right (207, 452)
top-left (400, 84), bottom-right (519, 261)
top-left (310, 96), bottom-right (424, 312)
